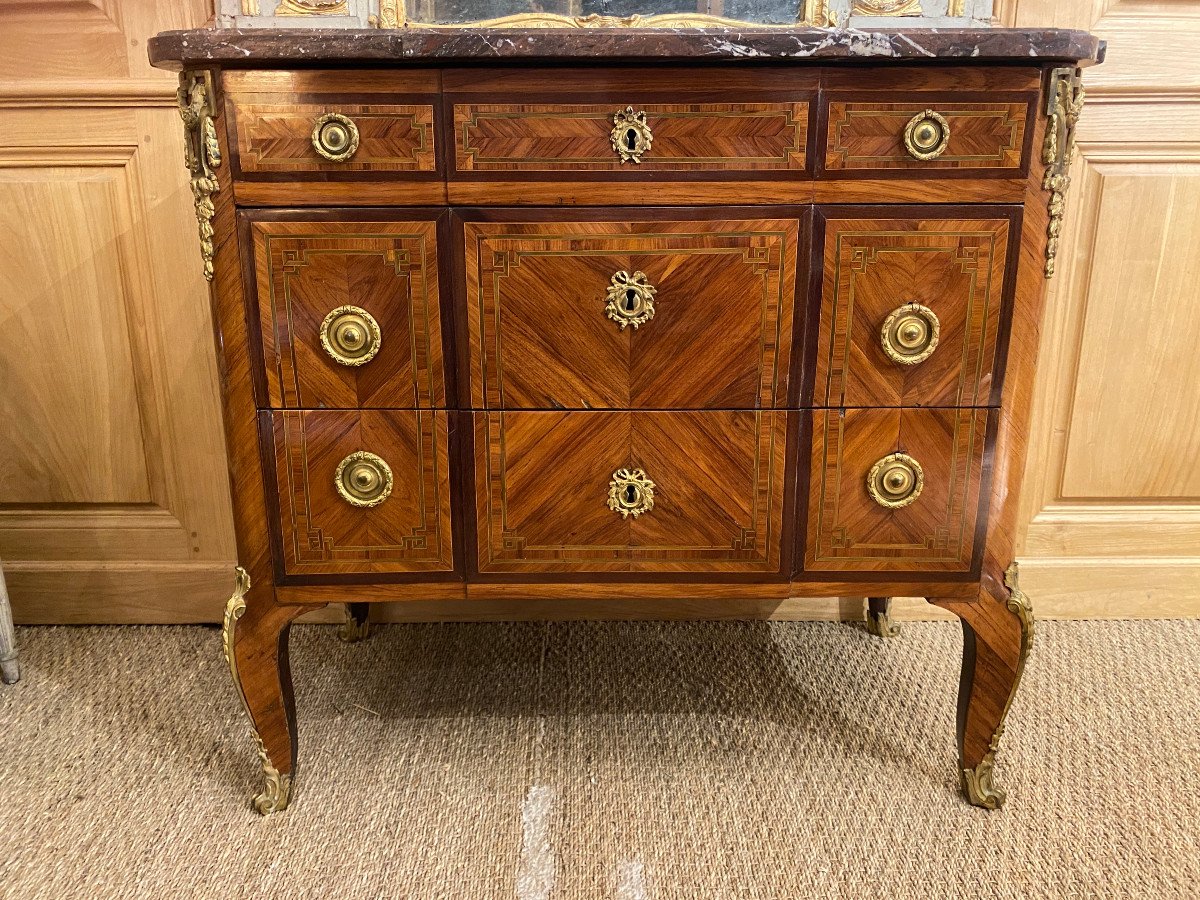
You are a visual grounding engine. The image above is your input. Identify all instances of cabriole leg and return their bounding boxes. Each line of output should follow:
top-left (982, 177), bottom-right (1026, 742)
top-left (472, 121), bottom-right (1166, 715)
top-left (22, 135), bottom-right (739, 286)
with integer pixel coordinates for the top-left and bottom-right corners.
top-left (337, 602), bottom-right (371, 643)
top-left (929, 563), bottom-right (1034, 810)
top-left (865, 596), bottom-right (900, 638)
top-left (222, 567), bottom-right (310, 815)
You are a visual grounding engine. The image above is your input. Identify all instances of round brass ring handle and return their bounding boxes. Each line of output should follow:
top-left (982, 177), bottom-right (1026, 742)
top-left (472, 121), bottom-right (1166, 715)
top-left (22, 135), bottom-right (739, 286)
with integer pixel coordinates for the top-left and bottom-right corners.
top-left (867, 453), bottom-right (924, 510)
top-left (604, 270), bottom-right (657, 330)
top-left (881, 303), bottom-right (940, 366)
top-left (904, 109), bottom-right (951, 162)
top-left (312, 112), bottom-right (360, 162)
top-left (611, 106), bottom-right (653, 164)
top-left (608, 468), bottom-right (655, 519)
top-left (335, 451), bottom-right (393, 508)
top-left (320, 305), bottom-right (382, 367)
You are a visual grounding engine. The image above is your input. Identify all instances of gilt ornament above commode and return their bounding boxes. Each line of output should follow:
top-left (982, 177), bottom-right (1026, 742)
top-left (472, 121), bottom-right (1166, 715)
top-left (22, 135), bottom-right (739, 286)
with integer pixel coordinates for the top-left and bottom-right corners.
top-left (150, 20), bottom-right (1102, 817)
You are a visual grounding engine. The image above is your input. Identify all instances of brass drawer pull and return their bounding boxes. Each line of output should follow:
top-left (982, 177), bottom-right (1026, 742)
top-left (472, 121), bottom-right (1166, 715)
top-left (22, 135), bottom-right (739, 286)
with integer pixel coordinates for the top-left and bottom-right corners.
top-left (611, 107), bottom-right (652, 164)
top-left (311, 112), bottom-right (360, 162)
top-left (320, 305), bottom-right (381, 366)
top-left (881, 303), bottom-right (940, 366)
top-left (867, 453), bottom-right (924, 509)
top-left (904, 109), bottom-right (951, 161)
top-left (608, 468), bottom-right (655, 519)
top-left (335, 451), bottom-right (393, 508)
top-left (604, 270), bottom-right (657, 330)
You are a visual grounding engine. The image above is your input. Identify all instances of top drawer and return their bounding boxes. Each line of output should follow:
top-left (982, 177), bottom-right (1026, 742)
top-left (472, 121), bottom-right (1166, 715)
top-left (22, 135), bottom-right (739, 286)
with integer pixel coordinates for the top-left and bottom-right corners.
top-left (445, 68), bottom-right (814, 179)
top-left (224, 70), bottom-right (439, 180)
top-left (819, 68), bottom-right (1039, 178)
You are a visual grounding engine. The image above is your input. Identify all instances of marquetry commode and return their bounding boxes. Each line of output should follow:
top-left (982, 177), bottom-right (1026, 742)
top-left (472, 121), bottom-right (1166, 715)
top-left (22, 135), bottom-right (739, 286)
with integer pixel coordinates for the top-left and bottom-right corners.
top-left (149, 26), bottom-right (1102, 815)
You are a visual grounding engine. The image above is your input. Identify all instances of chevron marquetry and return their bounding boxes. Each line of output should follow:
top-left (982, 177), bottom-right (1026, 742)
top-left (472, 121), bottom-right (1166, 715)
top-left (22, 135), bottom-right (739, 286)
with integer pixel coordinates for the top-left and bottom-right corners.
top-left (252, 219), bottom-right (445, 410)
top-left (475, 410), bottom-right (789, 575)
top-left (455, 103), bottom-right (808, 173)
top-left (271, 409), bottom-right (454, 575)
top-left (825, 101), bottom-right (1030, 173)
top-left (813, 214), bottom-right (1011, 409)
top-left (805, 407), bottom-right (989, 573)
top-left (463, 215), bottom-right (799, 410)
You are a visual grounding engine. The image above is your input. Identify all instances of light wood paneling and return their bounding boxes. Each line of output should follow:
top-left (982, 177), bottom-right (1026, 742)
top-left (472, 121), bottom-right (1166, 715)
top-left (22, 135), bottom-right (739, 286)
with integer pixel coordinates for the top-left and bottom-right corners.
top-left (0, 159), bottom-right (152, 504)
top-left (0, 0), bottom-right (237, 624)
top-left (1057, 159), bottom-right (1200, 500)
top-left (1010, 0), bottom-right (1200, 617)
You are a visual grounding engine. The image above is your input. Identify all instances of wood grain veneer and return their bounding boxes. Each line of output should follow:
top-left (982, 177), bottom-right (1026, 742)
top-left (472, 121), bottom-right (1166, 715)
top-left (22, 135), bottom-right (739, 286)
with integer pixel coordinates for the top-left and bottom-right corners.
top-left (804, 407), bottom-right (991, 574)
top-left (268, 409), bottom-right (455, 576)
top-left (472, 410), bottom-right (790, 576)
top-left (811, 209), bottom-right (1017, 408)
top-left (143, 37), bottom-right (1102, 814)
top-left (246, 215), bottom-right (447, 410)
top-left (459, 211), bottom-right (801, 410)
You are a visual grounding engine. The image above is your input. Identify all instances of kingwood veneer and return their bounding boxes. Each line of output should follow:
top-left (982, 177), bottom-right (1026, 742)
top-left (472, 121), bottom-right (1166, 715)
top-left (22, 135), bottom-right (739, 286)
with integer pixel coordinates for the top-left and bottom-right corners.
top-left (149, 26), bottom-right (1103, 814)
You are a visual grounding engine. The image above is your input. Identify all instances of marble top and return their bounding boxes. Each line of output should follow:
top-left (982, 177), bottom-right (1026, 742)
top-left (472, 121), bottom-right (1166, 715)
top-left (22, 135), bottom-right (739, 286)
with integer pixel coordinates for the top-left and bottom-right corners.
top-left (148, 27), bottom-right (1104, 69)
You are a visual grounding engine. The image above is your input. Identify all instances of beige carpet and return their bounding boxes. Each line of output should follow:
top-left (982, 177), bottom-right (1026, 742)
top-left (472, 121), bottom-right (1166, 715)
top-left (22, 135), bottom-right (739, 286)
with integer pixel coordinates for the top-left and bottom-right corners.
top-left (1, 619), bottom-right (1198, 899)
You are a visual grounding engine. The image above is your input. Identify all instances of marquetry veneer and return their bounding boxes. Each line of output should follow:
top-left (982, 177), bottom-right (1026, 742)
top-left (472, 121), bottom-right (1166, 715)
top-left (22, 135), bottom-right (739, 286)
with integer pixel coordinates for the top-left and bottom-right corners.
top-left (150, 27), bottom-right (1102, 817)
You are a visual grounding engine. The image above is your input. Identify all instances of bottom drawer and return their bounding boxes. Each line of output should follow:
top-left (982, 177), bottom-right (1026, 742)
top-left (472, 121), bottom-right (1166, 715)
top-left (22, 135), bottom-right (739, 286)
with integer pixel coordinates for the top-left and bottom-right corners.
top-left (472, 410), bottom-right (790, 576)
top-left (803, 408), bottom-right (991, 574)
top-left (268, 409), bottom-right (455, 576)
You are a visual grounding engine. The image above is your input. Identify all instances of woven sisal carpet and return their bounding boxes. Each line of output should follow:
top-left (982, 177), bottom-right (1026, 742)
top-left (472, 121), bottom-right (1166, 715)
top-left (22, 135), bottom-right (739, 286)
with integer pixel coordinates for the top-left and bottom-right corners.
top-left (1, 619), bottom-right (1198, 899)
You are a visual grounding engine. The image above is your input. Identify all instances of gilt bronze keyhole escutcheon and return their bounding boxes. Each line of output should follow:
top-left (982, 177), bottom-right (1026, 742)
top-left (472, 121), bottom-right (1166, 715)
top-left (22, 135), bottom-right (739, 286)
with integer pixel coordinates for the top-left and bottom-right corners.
top-left (608, 468), bottom-right (655, 519)
top-left (611, 107), bottom-right (652, 163)
top-left (604, 270), bottom-right (657, 330)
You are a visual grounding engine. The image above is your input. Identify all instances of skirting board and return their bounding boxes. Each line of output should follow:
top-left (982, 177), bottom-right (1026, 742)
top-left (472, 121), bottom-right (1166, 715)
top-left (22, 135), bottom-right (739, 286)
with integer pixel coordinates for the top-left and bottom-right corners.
top-left (6, 558), bottom-right (1198, 624)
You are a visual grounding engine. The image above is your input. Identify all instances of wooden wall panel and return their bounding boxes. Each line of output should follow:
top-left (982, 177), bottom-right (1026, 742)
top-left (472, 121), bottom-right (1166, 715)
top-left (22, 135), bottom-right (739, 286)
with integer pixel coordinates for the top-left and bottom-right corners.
top-left (1009, 0), bottom-right (1200, 616)
top-left (0, 0), bottom-right (238, 623)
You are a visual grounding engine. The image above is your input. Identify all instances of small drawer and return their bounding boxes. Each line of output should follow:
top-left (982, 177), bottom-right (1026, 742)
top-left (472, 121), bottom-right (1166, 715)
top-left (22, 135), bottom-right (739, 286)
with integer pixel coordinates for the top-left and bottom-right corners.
top-left (445, 67), bottom-right (815, 179)
top-left (811, 210), bottom-right (1015, 408)
top-left (803, 408), bottom-right (990, 575)
top-left (473, 410), bottom-right (790, 576)
top-left (224, 70), bottom-right (438, 178)
top-left (269, 409), bottom-right (455, 576)
top-left (462, 213), bottom-right (800, 409)
top-left (822, 98), bottom-right (1031, 175)
top-left (453, 101), bottom-right (809, 175)
top-left (246, 215), bottom-right (446, 410)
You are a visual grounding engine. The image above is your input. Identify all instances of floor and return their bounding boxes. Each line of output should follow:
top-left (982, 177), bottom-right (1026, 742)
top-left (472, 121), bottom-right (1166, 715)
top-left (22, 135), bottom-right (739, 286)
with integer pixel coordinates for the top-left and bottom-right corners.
top-left (1, 618), bottom-right (1198, 899)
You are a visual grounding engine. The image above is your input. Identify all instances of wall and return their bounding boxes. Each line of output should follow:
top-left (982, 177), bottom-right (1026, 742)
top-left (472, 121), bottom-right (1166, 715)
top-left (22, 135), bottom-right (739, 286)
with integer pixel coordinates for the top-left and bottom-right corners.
top-left (0, 0), bottom-right (237, 622)
top-left (1, 0), bottom-right (1195, 622)
top-left (1004, 0), bottom-right (1200, 618)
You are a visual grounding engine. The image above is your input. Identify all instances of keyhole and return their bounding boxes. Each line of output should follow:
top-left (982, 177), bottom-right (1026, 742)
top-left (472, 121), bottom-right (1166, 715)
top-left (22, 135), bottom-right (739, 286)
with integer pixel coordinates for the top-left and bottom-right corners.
top-left (625, 128), bottom-right (638, 151)
top-left (624, 485), bottom-right (638, 505)
top-left (624, 289), bottom-right (638, 312)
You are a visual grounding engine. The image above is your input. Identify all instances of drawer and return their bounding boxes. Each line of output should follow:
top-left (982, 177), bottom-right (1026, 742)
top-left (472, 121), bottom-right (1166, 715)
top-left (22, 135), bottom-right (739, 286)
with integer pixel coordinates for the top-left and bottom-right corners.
top-left (811, 210), bottom-right (1015, 408)
top-left (803, 408), bottom-right (990, 575)
top-left (224, 70), bottom-right (439, 179)
top-left (246, 215), bottom-right (446, 410)
top-left (446, 67), bottom-right (814, 179)
top-left (822, 97), bottom-right (1032, 176)
top-left (472, 410), bottom-right (790, 575)
top-left (462, 213), bottom-right (801, 409)
top-left (268, 409), bottom-right (455, 576)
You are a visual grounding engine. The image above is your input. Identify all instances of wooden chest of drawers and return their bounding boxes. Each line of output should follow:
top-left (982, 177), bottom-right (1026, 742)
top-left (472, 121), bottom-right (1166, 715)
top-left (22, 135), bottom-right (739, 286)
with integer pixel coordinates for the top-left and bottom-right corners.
top-left (149, 25), bottom-right (1102, 815)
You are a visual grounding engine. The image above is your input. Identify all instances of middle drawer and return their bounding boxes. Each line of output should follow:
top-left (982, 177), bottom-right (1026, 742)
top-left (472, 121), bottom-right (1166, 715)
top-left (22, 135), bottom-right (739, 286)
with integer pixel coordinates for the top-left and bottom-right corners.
top-left (461, 211), bottom-right (803, 410)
